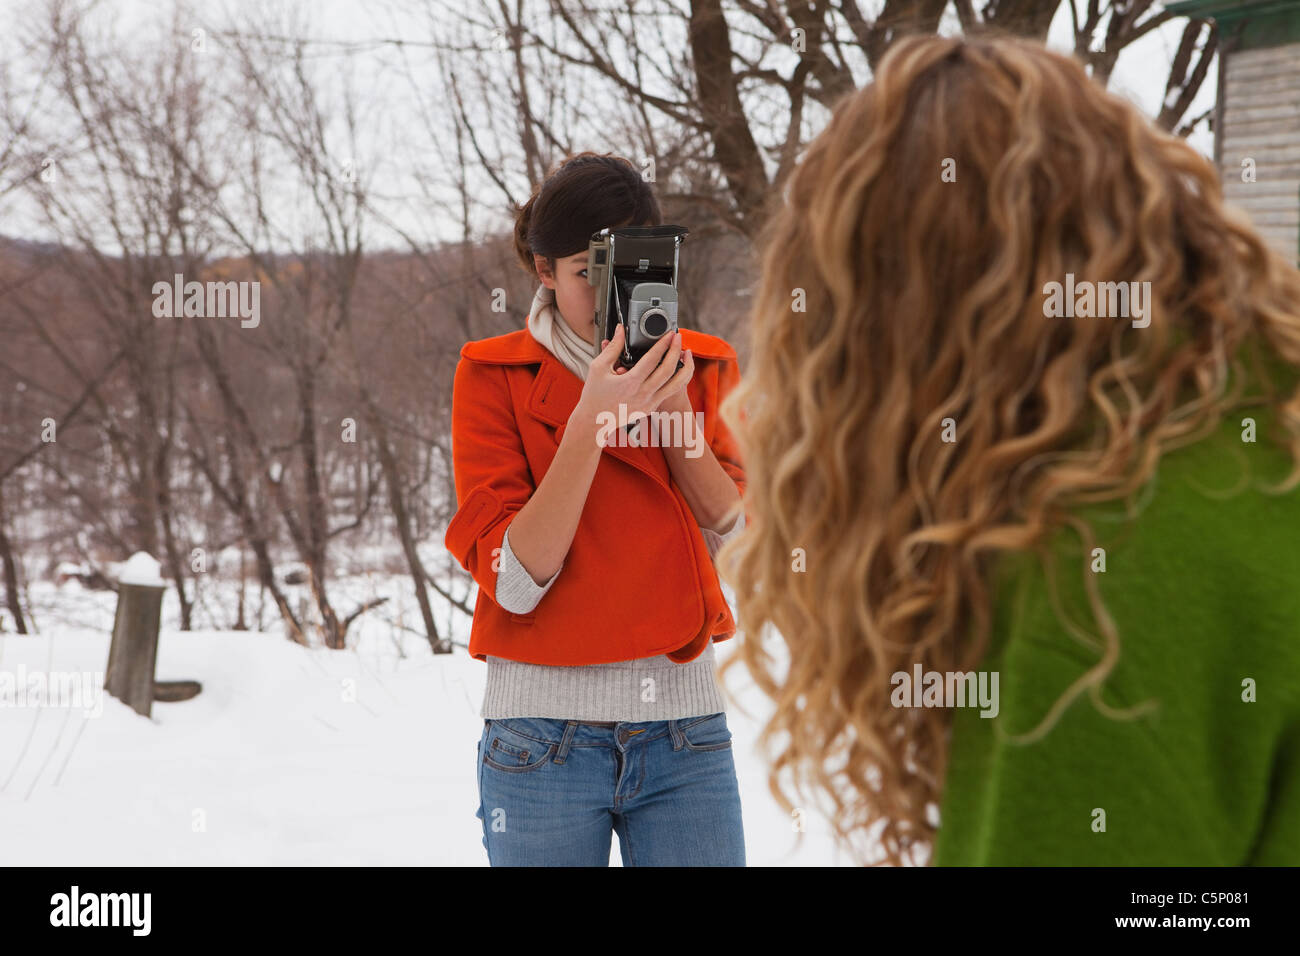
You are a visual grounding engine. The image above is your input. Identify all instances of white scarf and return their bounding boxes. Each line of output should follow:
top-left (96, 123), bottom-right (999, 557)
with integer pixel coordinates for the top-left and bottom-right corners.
top-left (526, 285), bottom-right (599, 381)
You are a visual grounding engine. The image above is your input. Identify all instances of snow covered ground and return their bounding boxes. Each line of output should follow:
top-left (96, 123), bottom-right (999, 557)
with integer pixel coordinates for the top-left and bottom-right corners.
top-left (0, 575), bottom-right (852, 865)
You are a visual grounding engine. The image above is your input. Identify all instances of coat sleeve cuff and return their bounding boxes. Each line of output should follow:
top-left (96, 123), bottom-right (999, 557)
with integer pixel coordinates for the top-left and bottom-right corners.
top-left (700, 510), bottom-right (745, 564)
top-left (495, 523), bottom-right (563, 614)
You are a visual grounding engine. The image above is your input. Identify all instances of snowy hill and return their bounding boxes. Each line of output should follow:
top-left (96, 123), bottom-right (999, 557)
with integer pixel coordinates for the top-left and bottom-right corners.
top-left (0, 578), bottom-right (852, 865)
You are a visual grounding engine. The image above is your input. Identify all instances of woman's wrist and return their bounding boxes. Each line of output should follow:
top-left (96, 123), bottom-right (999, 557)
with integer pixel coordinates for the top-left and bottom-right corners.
top-left (658, 388), bottom-right (692, 414)
top-left (564, 403), bottom-right (606, 455)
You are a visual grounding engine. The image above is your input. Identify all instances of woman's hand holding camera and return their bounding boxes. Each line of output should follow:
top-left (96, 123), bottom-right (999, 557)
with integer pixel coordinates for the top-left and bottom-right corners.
top-left (572, 323), bottom-right (695, 448)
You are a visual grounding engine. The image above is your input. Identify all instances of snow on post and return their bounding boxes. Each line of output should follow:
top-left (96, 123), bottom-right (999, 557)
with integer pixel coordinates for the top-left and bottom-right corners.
top-left (116, 551), bottom-right (167, 589)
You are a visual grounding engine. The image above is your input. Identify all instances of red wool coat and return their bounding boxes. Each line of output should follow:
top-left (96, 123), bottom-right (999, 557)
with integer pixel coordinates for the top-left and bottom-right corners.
top-left (443, 325), bottom-right (746, 666)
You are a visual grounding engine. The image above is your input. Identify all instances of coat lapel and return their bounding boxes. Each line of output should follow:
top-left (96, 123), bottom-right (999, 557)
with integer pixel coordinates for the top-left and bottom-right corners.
top-left (525, 350), bottom-right (668, 485)
top-left (461, 324), bottom-right (730, 490)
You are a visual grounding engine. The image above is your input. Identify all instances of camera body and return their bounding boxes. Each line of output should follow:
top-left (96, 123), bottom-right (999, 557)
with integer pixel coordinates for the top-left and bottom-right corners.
top-left (587, 224), bottom-right (688, 368)
top-left (625, 283), bottom-right (678, 356)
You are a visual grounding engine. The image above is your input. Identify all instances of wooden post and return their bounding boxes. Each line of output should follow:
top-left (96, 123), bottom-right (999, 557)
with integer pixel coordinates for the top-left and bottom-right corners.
top-left (104, 577), bottom-right (167, 718)
top-left (104, 552), bottom-right (201, 718)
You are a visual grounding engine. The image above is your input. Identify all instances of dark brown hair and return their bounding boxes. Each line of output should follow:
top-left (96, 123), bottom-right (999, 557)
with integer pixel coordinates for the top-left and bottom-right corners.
top-left (512, 152), bottom-right (662, 280)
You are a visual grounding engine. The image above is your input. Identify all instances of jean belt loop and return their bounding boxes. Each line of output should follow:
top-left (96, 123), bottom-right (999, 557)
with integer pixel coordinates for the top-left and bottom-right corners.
top-left (554, 720), bottom-right (578, 764)
top-left (667, 719), bottom-right (685, 750)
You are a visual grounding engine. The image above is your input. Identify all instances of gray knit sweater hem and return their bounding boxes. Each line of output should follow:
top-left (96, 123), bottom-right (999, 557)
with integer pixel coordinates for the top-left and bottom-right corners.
top-left (480, 639), bottom-right (728, 721)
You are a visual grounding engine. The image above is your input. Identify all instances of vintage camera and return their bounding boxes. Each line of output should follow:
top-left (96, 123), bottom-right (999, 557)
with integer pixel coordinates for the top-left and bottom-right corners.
top-left (626, 282), bottom-right (678, 356)
top-left (587, 224), bottom-right (688, 369)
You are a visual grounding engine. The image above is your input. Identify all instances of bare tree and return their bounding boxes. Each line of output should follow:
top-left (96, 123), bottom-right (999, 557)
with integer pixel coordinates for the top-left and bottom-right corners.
top-left (411, 0), bottom-right (1218, 239)
top-left (12, 0), bottom-right (228, 629)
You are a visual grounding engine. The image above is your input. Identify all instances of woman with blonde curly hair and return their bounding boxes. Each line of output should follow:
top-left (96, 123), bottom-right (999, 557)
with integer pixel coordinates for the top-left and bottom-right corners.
top-left (717, 32), bottom-right (1300, 865)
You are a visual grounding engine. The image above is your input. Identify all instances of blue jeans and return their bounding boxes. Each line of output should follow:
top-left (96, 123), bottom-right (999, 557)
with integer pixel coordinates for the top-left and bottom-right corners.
top-left (475, 713), bottom-right (746, 866)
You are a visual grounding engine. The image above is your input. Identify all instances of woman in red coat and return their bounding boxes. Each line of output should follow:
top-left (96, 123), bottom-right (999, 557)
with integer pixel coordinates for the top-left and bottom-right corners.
top-left (445, 152), bottom-right (749, 865)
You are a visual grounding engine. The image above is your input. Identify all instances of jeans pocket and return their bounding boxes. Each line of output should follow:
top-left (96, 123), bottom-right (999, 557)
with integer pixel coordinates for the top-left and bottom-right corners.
top-left (680, 712), bottom-right (733, 752)
top-left (482, 718), bottom-right (561, 773)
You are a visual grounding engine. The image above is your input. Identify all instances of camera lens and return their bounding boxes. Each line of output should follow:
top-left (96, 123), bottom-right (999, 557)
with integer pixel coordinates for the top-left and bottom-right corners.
top-left (641, 308), bottom-right (669, 338)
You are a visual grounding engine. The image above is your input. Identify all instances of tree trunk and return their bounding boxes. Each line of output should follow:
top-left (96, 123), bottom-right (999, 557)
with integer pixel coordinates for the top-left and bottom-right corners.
top-left (366, 397), bottom-right (445, 654)
top-left (0, 482), bottom-right (28, 634)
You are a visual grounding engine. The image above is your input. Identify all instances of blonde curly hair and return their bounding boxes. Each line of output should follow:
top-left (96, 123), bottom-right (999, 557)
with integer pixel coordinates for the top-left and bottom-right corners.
top-left (715, 32), bottom-right (1300, 866)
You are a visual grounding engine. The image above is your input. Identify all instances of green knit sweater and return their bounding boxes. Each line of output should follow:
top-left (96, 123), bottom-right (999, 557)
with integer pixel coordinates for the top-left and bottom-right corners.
top-left (933, 398), bottom-right (1300, 865)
